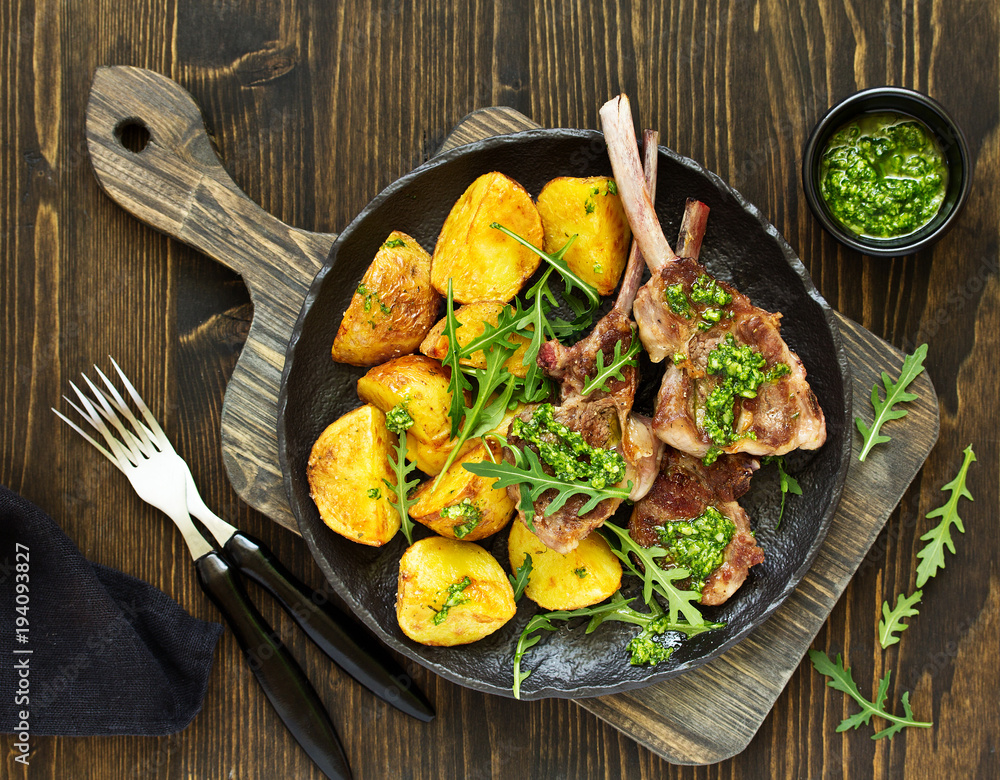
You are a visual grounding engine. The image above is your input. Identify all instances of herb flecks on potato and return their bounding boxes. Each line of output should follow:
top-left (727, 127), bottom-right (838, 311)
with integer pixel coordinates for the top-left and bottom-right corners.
top-left (409, 440), bottom-right (516, 542)
top-left (332, 231), bottom-right (440, 366)
top-left (431, 172), bottom-right (543, 304)
top-left (357, 354), bottom-right (459, 446)
top-left (307, 404), bottom-right (399, 546)
top-left (536, 176), bottom-right (632, 296)
top-left (396, 537), bottom-right (516, 646)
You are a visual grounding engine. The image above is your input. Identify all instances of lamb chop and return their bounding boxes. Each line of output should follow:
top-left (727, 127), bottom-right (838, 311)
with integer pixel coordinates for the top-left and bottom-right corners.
top-left (629, 447), bottom-right (764, 605)
top-left (505, 130), bottom-right (662, 554)
top-left (600, 95), bottom-right (827, 461)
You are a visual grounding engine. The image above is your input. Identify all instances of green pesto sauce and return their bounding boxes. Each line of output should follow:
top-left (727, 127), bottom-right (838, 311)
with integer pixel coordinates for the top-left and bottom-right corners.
top-left (665, 275), bottom-right (732, 330)
top-left (510, 403), bottom-right (626, 490)
top-left (702, 334), bottom-right (790, 455)
top-left (656, 506), bottom-right (736, 591)
top-left (431, 576), bottom-right (472, 625)
top-left (627, 633), bottom-right (674, 666)
top-left (820, 112), bottom-right (948, 238)
top-left (689, 275), bottom-right (732, 307)
top-left (385, 403), bottom-right (414, 435)
top-left (441, 498), bottom-right (482, 538)
top-left (665, 284), bottom-right (692, 317)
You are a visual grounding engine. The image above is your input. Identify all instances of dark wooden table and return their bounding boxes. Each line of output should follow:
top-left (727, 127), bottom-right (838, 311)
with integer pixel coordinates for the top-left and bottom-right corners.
top-left (2, 1), bottom-right (997, 778)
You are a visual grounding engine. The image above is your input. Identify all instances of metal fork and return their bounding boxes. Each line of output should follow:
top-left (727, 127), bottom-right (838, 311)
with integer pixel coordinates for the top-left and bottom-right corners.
top-left (54, 361), bottom-right (353, 780)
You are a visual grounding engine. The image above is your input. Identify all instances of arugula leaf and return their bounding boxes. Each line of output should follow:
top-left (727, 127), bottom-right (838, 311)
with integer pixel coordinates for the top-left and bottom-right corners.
top-left (809, 650), bottom-right (932, 739)
top-left (878, 590), bottom-right (923, 649)
top-left (586, 591), bottom-right (723, 639)
top-left (382, 404), bottom-right (420, 545)
top-left (855, 344), bottom-right (928, 461)
top-left (434, 341), bottom-right (518, 487)
top-left (580, 335), bottom-right (642, 397)
top-left (491, 223), bottom-right (600, 310)
top-left (762, 455), bottom-right (802, 527)
top-left (915, 444), bottom-right (976, 588)
top-left (465, 446), bottom-right (632, 527)
top-left (599, 523), bottom-right (706, 627)
top-left (511, 600), bottom-right (631, 698)
top-left (442, 279), bottom-right (473, 439)
top-left (508, 554), bottom-right (533, 601)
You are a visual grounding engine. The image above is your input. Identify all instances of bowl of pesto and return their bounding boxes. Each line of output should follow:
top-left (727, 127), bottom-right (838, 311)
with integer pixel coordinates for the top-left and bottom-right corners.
top-left (802, 86), bottom-right (971, 257)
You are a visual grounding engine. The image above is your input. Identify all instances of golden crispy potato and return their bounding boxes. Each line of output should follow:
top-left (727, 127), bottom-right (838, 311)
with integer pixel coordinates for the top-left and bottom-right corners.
top-left (396, 537), bottom-right (516, 646)
top-left (431, 172), bottom-right (544, 304)
top-left (357, 354), bottom-right (458, 446)
top-left (409, 441), bottom-right (515, 541)
top-left (507, 519), bottom-right (622, 610)
top-left (536, 176), bottom-right (632, 296)
top-left (419, 301), bottom-right (533, 378)
top-left (331, 231), bottom-right (440, 366)
top-left (404, 433), bottom-right (476, 476)
top-left (307, 404), bottom-right (399, 546)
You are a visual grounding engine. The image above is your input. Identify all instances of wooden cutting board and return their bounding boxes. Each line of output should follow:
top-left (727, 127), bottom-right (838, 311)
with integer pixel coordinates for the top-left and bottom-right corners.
top-left (85, 67), bottom-right (939, 765)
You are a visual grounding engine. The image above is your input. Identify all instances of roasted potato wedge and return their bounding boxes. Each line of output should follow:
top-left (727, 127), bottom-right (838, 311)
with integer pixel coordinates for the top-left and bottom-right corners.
top-left (404, 433), bottom-right (476, 476)
top-left (409, 441), bottom-right (516, 541)
top-left (397, 537), bottom-right (516, 646)
top-left (507, 519), bottom-right (622, 610)
top-left (536, 176), bottom-right (632, 296)
top-left (357, 354), bottom-right (458, 446)
top-left (419, 301), bottom-right (533, 378)
top-left (331, 231), bottom-right (440, 366)
top-left (307, 404), bottom-right (399, 546)
top-left (431, 172), bottom-right (544, 304)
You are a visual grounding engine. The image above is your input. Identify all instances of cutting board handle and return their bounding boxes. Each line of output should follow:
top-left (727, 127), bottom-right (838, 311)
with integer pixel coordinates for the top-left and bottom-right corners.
top-left (85, 65), bottom-right (334, 289)
top-left (85, 66), bottom-right (335, 522)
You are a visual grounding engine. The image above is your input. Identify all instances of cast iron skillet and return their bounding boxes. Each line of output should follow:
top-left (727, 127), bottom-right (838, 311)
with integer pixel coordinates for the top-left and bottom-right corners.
top-left (277, 129), bottom-right (852, 700)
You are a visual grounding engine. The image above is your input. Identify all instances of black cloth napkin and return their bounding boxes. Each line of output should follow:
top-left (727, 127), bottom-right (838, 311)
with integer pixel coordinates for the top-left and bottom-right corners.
top-left (0, 485), bottom-right (223, 736)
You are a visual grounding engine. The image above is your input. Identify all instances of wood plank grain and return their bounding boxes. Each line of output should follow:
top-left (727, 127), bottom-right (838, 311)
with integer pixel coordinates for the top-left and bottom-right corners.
top-left (2, 2), bottom-right (997, 779)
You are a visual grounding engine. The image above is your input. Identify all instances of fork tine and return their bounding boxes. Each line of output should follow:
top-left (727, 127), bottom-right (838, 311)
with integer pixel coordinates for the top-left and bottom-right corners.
top-left (68, 380), bottom-right (140, 466)
top-left (79, 373), bottom-right (151, 459)
top-left (92, 365), bottom-right (159, 453)
top-left (109, 358), bottom-right (170, 448)
top-left (52, 406), bottom-right (121, 469)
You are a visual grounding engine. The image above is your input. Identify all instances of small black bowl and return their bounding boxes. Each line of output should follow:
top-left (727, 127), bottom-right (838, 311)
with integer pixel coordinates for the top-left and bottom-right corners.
top-left (802, 86), bottom-right (971, 257)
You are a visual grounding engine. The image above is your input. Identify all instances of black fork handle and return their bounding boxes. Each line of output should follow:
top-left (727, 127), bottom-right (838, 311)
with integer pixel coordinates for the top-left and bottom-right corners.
top-left (223, 532), bottom-right (434, 722)
top-left (194, 551), bottom-right (352, 780)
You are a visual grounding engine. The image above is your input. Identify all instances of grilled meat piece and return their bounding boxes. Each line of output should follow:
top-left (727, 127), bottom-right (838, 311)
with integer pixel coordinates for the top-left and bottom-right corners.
top-left (629, 447), bottom-right (764, 605)
top-left (506, 130), bottom-right (660, 553)
top-left (600, 94), bottom-right (827, 460)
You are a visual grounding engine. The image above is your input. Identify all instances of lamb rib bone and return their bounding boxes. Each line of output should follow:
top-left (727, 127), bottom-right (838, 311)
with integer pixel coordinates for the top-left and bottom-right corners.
top-left (600, 94), bottom-right (827, 459)
top-left (505, 129), bottom-right (659, 554)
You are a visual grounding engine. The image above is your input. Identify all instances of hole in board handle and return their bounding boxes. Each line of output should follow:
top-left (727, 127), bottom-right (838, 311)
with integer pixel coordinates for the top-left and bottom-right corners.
top-left (114, 119), bottom-right (151, 154)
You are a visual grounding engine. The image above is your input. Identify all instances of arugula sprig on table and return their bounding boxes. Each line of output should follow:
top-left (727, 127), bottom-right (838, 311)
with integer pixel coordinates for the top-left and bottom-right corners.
top-left (808, 652), bottom-right (931, 739)
top-left (878, 591), bottom-right (922, 649)
top-left (813, 444), bottom-right (977, 737)
top-left (915, 444), bottom-right (976, 586)
top-left (855, 344), bottom-right (928, 461)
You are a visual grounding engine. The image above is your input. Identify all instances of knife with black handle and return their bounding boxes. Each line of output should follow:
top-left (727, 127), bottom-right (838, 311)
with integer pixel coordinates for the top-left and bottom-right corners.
top-left (195, 551), bottom-right (352, 780)
top-left (223, 531), bottom-right (435, 722)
